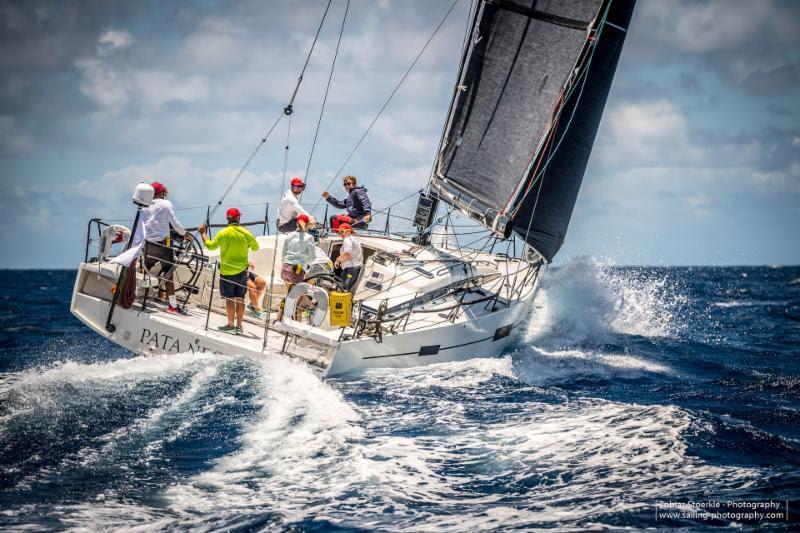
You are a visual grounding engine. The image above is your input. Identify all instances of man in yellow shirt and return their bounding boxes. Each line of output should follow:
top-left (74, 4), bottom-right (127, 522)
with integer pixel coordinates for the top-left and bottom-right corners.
top-left (198, 208), bottom-right (259, 334)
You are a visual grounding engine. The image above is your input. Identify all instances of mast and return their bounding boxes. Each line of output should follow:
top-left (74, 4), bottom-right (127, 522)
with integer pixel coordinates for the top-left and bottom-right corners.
top-left (428, 0), bottom-right (636, 262)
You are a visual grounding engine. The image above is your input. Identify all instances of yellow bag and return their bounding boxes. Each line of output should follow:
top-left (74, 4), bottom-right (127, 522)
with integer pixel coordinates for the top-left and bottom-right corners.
top-left (329, 291), bottom-right (352, 327)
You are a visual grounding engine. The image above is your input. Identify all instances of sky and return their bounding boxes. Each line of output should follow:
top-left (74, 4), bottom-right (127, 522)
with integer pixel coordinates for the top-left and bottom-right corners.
top-left (0, 0), bottom-right (798, 268)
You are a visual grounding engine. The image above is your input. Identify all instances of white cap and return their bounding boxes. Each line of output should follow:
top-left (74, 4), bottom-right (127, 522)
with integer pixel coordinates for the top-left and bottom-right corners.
top-left (132, 182), bottom-right (155, 207)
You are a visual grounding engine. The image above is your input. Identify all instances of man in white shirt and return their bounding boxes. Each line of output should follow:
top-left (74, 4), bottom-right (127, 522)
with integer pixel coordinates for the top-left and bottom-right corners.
top-left (142, 181), bottom-right (191, 314)
top-left (277, 177), bottom-right (316, 233)
top-left (334, 224), bottom-right (363, 292)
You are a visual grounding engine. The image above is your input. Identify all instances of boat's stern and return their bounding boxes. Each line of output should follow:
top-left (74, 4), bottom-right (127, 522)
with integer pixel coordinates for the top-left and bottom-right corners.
top-left (70, 261), bottom-right (120, 335)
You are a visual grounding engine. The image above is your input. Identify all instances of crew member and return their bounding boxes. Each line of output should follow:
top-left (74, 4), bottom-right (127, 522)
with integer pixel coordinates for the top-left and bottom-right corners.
top-left (276, 214), bottom-right (316, 321)
top-left (141, 181), bottom-right (192, 314)
top-left (198, 207), bottom-right (259, 334)
top-left (277, 177), bottom-right (315, 233)
top-left (322, 175), bottom-right (372, 230)
top-left (334, 223), bottom-right (363, 292)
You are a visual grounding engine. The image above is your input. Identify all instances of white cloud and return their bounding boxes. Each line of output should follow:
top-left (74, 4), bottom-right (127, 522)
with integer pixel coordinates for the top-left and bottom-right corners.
top-left (607, 100), bottom-right (687, 142)
top-left (74, 157), bottom-right (197, 203)
top-left (78, 37), bottom-right (209, 113)
top-left (597, 99), bottom-right (704, 166)
top-left (752, 169), bottom-right (800, 193)
top-left (75, 57), bottom-right (129, 113)
top-left (178, 18), bottom-right (249, 71)
top-left (673, 2), bottom-right (771, 53)
top-left (364, 113), bottom-right (438, 159)
top-left (134, 71), bottom-right (209, 110)
top-left (631, 1), bottom-right (800, 94)
top-left (97, 29), bottom-right (132, 56)
top-left (72, 157), bottom-right (287, 223)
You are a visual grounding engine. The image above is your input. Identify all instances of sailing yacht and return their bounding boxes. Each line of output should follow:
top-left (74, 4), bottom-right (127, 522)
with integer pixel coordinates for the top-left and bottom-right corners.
top-left (70, 0), bottom-right (636, 376)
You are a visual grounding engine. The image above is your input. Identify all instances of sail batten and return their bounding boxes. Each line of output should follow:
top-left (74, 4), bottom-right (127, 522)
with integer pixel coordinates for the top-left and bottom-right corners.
top-left (430, 0), bottom-right (636, 262)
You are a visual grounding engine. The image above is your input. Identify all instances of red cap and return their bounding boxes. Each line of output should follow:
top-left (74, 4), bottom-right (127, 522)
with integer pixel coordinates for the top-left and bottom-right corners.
top-left (151, 181), bottom-right (166, 196)
top-left (296, 214), bottom-right (310, 224)
top-left (290, 177), bottom-right (305, 188)
top-left (226, 207), bottom-right (241, 219)
top-left (337, 223), bottom-right (354, 233)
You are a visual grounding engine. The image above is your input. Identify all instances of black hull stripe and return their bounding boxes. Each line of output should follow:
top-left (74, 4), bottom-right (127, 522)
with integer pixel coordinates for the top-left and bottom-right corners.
top-left (360, 322), bottom-right (520, 360)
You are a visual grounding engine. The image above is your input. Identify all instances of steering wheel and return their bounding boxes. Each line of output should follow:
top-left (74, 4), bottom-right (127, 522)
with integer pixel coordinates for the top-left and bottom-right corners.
top-left (303, 272), bottom-right (348, 293)
top-left (169, 230), bottom-right (205, 295)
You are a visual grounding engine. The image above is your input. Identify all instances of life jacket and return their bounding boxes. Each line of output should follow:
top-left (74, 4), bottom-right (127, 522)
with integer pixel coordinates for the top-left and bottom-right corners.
top-left (331, 214), bottom-right (353, 229)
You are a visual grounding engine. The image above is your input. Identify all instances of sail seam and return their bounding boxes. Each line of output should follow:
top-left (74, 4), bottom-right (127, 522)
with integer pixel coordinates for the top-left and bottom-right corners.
top-left (493, 0), bottom-right (591, 30)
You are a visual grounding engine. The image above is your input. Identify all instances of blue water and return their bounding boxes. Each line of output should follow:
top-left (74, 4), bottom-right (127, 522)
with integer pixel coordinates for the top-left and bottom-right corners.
top-left (2, 260), bottom-right (799, 530)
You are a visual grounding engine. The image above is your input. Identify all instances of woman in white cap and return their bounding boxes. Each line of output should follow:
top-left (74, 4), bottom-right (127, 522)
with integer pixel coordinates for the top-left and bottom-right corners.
top-left (334, 223), bottom-right (363, 292)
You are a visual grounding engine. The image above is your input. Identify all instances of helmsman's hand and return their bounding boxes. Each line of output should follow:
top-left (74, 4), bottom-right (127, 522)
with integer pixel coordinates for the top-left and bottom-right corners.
top-left (322, 192), bottom-right (330, 199)
top-left (363, 214), bottom-right (371, 223)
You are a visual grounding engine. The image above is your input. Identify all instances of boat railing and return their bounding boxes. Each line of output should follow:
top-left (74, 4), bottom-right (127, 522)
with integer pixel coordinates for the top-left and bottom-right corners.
top-left (81, 195), bottom-right (542, 349)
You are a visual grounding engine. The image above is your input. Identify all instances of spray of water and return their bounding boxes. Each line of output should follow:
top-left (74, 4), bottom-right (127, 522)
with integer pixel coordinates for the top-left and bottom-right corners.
top-left (511, 256), bottom-right (686, 385)
top-left (527, 256), bottom-right (685, 348)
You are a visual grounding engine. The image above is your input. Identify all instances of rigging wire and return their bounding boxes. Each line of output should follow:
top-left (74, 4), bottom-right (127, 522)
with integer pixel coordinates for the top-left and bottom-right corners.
top-left (207, 0), bottom-right (333, 222)
top-left (303, 0), bottom-right (350, 185)
top-left (263, 109), bottom-right (295, 347)
top-left (309, 0), bottom-right (461, 216)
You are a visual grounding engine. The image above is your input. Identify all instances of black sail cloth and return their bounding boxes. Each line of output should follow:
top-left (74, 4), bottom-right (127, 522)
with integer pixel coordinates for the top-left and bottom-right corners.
top-left (430, 0), bottom-right (636, 262)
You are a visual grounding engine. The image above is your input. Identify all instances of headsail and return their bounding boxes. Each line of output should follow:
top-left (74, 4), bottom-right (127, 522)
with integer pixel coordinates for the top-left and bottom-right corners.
top-left (430, 0), bottom-right (636, 262)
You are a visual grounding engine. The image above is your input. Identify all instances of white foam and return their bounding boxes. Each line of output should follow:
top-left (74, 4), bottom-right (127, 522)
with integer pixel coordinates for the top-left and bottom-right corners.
top-left (713, 300), bottom-right (788, 308)
top-left (155, 359), bottom-right (749, 529)
top-left (364, 355), bottom-right (517, 390)
top-left (0, 352), bottom-right (231, 421)
top-left (164, 354), bottom-right (366, 523)
top-left (30, 353), bottom-right (759, 530)
top-left (511, 345), bottom-right (673, 386)
top-left (527, 257), bottom-right (685, 348)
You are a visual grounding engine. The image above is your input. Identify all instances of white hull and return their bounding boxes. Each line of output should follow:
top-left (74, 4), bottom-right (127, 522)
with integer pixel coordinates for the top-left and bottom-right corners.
top-left (71, 255), bottom-right (539, 377)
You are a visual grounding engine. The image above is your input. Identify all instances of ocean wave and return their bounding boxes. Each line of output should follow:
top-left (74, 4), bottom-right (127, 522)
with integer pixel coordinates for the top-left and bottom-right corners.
top-left (146, 359), bottom-right (754, 529)
top-left (0, 352), bottom-right (765, 530)
top-left (510, 346), bottom-right (674, 386)
top-left (0, 352), bottom-right (258, 496)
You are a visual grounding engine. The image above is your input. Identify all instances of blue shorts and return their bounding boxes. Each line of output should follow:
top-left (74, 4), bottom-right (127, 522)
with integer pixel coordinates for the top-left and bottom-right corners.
top-left (219, 270), bottom-right (247, 299)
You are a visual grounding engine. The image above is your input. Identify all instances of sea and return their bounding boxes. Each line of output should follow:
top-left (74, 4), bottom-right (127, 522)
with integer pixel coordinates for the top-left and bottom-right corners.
top-left (1, 259), bottom-right (799, 530)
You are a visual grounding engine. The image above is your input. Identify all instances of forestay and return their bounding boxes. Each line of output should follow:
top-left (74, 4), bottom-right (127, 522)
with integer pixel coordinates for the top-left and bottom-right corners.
top-left (430, 0), bottom-right (636, 262)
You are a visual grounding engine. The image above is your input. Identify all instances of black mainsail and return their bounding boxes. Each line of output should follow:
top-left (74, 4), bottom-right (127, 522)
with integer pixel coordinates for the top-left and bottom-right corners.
top-left (429, 0), bottom-right (636, 262)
